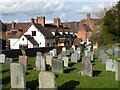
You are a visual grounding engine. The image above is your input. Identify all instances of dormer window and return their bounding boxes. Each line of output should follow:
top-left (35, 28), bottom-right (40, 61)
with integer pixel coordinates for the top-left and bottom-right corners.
top-left (32, 31), bottom-right (36, 36)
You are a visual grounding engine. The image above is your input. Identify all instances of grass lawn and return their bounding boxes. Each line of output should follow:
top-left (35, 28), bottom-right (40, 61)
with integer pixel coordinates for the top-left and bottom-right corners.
top-left (0, 56), bottom-right (119, 90)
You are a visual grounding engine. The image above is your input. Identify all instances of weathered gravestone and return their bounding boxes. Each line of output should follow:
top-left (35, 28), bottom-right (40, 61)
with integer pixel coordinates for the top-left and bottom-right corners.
top-left (10, 63), bottom-right (26, 89)
top-left (19, 56), bottom-right (28, 71)
top-left (101, 54), bottom-right (109, 64)
top-left (82, 56), bottom-right (91, 63)
top-left (106, 59), bottom-right (116, 72)
top-left (86, 51), bottom-right (93, 61)
top-left (66, 49), bottom-right (70, 56)
top-left (81, 56), bottom-right (92, 77)
top-left (62, 57), bottom-right (68, 67)
top-left (52, 59), bottom-right (64, 73)
top-left (71, 52), bottom-right (78, 63)
top-left (5, 58), bottom-right (13, 68)
top-left (108, 49), bottom-right (113, 55)
top-left (45, 54), bottom-right (53, 66)
top-left (115, 61), bottom-right (120, 81)
top-left (0, 54), bottom-right (5, 63)
top-left (114, 50), bottom-right (120, 58)
top-left (58, 54), bottom-right (62, 60)
top-left (38, 71), bottom-right (57, 89)
top-left (36, 52), bottom-right (46, 71)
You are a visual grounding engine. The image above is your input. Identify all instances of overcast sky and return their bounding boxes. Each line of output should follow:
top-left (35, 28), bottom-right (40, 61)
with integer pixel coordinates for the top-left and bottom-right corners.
top-left (0, 0), bottom-right (118, 23)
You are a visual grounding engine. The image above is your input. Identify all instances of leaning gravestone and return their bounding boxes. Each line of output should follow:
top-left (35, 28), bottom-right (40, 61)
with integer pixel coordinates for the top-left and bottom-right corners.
top-left (5, 58), bottom-right (13, 68)
top-left (38, 71), bottom-right (57, 89)
top-left (45, 54), bottom-right (53, 66)
top-left (0, 54), bottom-right (5, 63)
top-left (19, 56), bottom-right (28, 71)
top-left (71, 52), bottom-right (78, 63)
top-left (106, 59), bottom-right (116, 72)
top-left (62, 57), bottom-right (68, 67)
top-left (52, 59), bottom-right (64, 73)
top-left (115, 61), bottom-right (120, 81)
top-left (81, 57), bottom-right (92, 77)
top-left (10, 63), bottom-right (26, 89)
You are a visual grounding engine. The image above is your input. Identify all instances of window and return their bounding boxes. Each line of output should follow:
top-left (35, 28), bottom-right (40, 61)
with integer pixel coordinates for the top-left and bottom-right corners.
top-left (32, 31), bottom-right (36, 36)
top-left (22, 38), bottom-right (24, 41)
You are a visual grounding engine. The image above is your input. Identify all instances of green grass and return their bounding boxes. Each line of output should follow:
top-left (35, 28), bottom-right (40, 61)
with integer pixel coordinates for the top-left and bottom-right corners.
top-left (0, 56), bottom-right (119, 90)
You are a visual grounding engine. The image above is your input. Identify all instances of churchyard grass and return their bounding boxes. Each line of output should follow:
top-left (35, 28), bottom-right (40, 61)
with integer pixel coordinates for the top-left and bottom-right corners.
top-left (1, 56), bottom-right (119, 90)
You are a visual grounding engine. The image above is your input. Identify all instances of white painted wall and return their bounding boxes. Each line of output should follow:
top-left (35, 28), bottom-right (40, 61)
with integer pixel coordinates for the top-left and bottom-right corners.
top-left (9, 35), bottom-right (33, 49)
top-left (24, 25), bottom-right (45, 47)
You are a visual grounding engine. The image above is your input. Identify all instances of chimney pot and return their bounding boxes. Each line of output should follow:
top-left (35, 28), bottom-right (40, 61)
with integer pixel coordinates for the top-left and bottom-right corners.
top-left (12, 21), bottom-right (15, 29)
top-left (37, 16), bottom-right (45, 27)
top-left (31, 17), bottom-right (34, 24)
top-left (87, 13), bottom-right (91, 20)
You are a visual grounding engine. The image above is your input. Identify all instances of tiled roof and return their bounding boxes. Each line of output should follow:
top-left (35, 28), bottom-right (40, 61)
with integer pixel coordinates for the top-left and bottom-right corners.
top-left (6, 22), bottom-right (31, 32)
top-left (34, 24), bottom-right (55, 39)
top-left (24, 35), bottom-right (39, 45)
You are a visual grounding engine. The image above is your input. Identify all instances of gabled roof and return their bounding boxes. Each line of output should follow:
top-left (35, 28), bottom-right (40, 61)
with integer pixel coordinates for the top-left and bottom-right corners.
top-left (24, 35), bottom-right (39, 45)
top-left (6, 22), bottom-right (32, 32)
top-left (34, 24), bottom-right (55, 39)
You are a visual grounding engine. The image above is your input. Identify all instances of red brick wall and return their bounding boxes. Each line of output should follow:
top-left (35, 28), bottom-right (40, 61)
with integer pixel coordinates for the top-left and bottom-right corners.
top-left (77, 27), bottom-right (87, 42)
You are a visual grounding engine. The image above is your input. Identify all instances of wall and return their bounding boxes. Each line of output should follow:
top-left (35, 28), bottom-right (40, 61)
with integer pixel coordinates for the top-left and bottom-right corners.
top-left (24, 25), bottom-right (45, 47)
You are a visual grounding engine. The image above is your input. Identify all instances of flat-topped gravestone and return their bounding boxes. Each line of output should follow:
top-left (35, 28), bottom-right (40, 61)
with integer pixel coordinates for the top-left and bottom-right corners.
top-left (71, 52), bottom-right (79, 63)
top-left (19, 56), bottom-right (28, 71)
top-left (10, 63), bottom-right (26, 89)
top-left (52, 59), bottom-right (64, 73)
top-left (115, 61), bottom-right (120, 81)
top-left (45, 54), bottom-right (53, 66)
top-left (38, 71), bottom-right (57, 89)
top-left (106, 59), bottom-right (116, 72)
top-left (0, 54), bottom-right (5, 63)
top-left (81, 59), bottom-right (92, 77)
top-left (62, 57), bottom-right (68, 67)
top-left (5, 58), bottom-right (13, 68)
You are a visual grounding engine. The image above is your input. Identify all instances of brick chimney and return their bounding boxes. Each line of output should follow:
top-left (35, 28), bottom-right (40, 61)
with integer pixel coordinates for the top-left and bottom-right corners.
top-left (87, 13), bottom-right (91, 20)
top-left (31, 17), bottom-right (35, 24)
top-left (54, 18), bottom-right (61, 27)
top-left (12, 21), bottom-right (15, 29)
top-left (37, 16), bottom-right (45, 27)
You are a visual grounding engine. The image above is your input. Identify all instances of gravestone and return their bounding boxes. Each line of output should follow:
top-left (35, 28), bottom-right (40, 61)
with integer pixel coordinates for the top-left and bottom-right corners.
top-left (114, 50), bottom-right (120, 58)
top-left (62, 51), bottom-right (66, 56)
top-left (106, 59), bottom-right (116, 72)
top-left (86, 51), bottom-right (93, 61)
top-left (52, 59), bottom-right (64, 73)
top-left (58, 54), bottom-right (62, 60)
top-left (49, 50), bottom-right (55, 57)
top-left (81, 57), bottom-right (92, 77)
top-left (45, 54), bottom-right (53, 66)
top-left (62, 57), bottom-right (68, 67)
top-left (36, 52), bottom-right (46, 71)
top-left (82, 56), bottom-right (91, 64)
top-left (71, 53), bottom-right (78, 63)
top-left (0, 54), bottom-right (5, 63)
top-left (5, 58), bottom-right (13, 68)
top-left (74, 50), bottom-right (80, 60)
top-left (19, 56), bottom-right (28, 71)
top-left (66, 49), bottom-right (70, 56)
top-left (101, 54), bottom-right (109, 64)
top-left (108, 49), bottom-right (113, 55)
top-left (72, 45), bottom-right (75, 51)
top-left (76, 47), bottom-right (81, 54)
top-left (62, 47), bottom-right (66, 51)
top-left (38, 71), bottom-right (56, 89)
top-left (53, 49), bottom-right (57, 56)
top-left (10, 63), bottom-right (26, 88)
top-left (21, 49), bottom-right (26, 56)
top-left (115, 61), bottom-right (120, 81)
